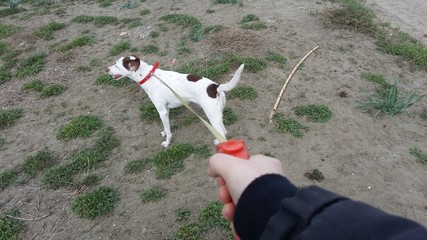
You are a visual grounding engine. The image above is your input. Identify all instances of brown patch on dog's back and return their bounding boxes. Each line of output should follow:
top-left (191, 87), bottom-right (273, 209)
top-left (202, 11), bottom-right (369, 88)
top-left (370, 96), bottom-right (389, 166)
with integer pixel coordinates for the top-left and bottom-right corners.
top-left (123, 55), bottom-right (140, 71)
top-left (207, 84), bottom-right (219, 98)
top-left (187, 74), bottom-right (202, 82)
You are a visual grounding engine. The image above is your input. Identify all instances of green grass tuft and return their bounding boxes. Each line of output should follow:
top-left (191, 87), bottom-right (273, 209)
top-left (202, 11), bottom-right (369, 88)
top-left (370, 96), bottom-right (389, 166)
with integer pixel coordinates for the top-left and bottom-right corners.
top-left (22, 79), bottom-right (45, 91)
top-left (154, 144), bottom-right (210, 179)
top-left (0, 7), bottom-right (22, 18)
top-left (139, 9), bottom-right (151, 16)
top-left (0, 108), bottom-right (23, 129)
top-left (15, 52), bottom-right (47, 78)
top-left (40, 84), bottom-right (66, 98)
top-left (57, 115), bottom-right (103, 140)
top-left (94, 16), bottom-right (119, 26)
top-left (0, 170), bottom-right (18, 191)
top-left (199, 201), bottom-right (229, 229)
top-left (294, 104), bottom-right (333, 123)
top-left (172, 222), bottom-right (204, 240)
top-left (304, 169), bottom-right (325, 182)
top-left (77, 174), bottom-right (102, 188)
top-left (420, 111), bottom-right (427, 120)
top-left (266, 52), bottom-right (287, 68)
top-left (109, 41), bottom-right (131, 56)
top-left (0, 23), bottom-right (20, 38)
top-left (409, 147), bottom-right (427, 164)
top-left (214, 0), bottom-right (239, 4)
top-left (124, 158), bottom-right (153, 174)
top-left (23, 150), bottom-right (57, 177)
top-left (223, 107), bottom-right (238, 125)
top-left (141, 44), bottom-right (160, 55)
top-left (95, 74), bottom-right (132, 87)
top-left (58, 35), bottom-right (96, 52)
top-left (0, 209), bottom-right (23, 239)
top-left (274, 114), bottom-right (309, 138)
top-left (175, 208), bottom-right (191, 222)
top-left (356, 82), bottom-right (425, 116)
top-left (35, 22), bottom-right (66, 40)
top-left (72, 186), bottom-right (119, 219)
top-left (72, 15), bottom-right (95, 23)
top-left (141, 186), bottom-right (166, 203)
top-left (228, 85), bottom-right (258, 100)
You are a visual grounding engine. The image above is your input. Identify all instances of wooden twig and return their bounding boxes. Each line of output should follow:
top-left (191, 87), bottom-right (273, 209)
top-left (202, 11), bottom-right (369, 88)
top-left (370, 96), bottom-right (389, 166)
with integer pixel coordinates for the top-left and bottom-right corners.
top-left (268, 46), bottom-right (320, 123)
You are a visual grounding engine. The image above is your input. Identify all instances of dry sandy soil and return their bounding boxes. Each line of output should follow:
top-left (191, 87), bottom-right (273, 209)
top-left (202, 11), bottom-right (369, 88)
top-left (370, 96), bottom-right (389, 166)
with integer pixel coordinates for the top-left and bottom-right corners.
top-left (1, 0), bottom-right (426, 239)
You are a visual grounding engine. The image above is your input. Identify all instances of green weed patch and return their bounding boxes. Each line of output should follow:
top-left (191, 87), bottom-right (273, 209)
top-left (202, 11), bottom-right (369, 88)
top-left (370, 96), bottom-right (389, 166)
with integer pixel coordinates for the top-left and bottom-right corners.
top-left (35, 22), bottom-right (66, 40)
top-left (57, 115), bottom-right (103, 140)
top-left (16, 52), bottom-right (47, 77)
top-left (95, 74), bottom-right (132, 87)
top-left (141, 186), bottom-right (166, 203)
top-left (274, 114), bottom-right (309, 138)
top-left (0, 108), bottom-right (23, 129)
top-left (410, 147), bottom-right (427, 164)
top-left (23, 150), bottom-right (57, 177)
top-left (0, 209), bottom-right (23, 239)
top-left (0, 23), bottom-right (20, 38)
top-left (72, 186), bottom-right (119, 219)
top-left (294, 104), bottom-right (333, 123)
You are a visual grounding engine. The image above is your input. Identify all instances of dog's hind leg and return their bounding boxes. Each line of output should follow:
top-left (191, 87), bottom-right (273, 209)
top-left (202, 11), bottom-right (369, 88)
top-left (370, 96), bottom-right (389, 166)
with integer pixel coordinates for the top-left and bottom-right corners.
top-left (156, 107), bottom-right (172, 147)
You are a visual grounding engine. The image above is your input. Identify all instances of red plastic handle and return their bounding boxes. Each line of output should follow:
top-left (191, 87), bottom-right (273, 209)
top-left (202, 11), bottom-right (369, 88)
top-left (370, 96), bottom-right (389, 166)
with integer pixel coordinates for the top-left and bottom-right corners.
top-left (216, 139), bottom-right (250, 159)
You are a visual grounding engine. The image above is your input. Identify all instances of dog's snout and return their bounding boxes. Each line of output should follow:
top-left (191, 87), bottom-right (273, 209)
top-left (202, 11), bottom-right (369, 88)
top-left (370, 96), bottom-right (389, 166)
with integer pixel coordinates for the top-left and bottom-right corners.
top-left (105, 67), bottom-right (110, 73)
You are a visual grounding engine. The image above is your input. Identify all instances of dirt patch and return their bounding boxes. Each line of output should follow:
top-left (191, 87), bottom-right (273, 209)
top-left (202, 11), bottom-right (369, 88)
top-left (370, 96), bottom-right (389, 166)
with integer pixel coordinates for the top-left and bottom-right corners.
top-left (0, 0), bottom-right (426, 240)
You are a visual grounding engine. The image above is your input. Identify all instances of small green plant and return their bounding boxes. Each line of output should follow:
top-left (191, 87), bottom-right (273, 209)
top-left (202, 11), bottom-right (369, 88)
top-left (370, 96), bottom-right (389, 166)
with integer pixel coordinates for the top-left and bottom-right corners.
top-left (214, 0), bottom-right (238, 4)
top-left (154, 144), bottom-right (209, 179)
top-left (23, 150), bottom-right (57, 177)
top-left (22, 79), bottom-right (45, 91)
top-left (0, 138), bottom-right (5, 150)
top-left (94, 16), bottom-right (119, 26)
top-left (420, 111), bottom-right (427, 120)
top-left (119, 0), bottom-right (138, 9)
top-left (323, 0), bottom-right (378, 35)
top-left (0, 170), bottom-right (18, 191)
top-left (40, 84), bottom-right (66, 98)
top-left (160, 14), bottom-right (204, 41)
top-left (15, 52), bottom-right (47, 77)
top-left (266, 52), bottom-right (287, 68)
top-left (124, 158), bottom-right (152, 174)
top-left (294, 104), bottom-right (333, 123)
top-left (172, 222), bottom-right (204, 240)
top-left (149, 31), bottom-right (160, 38)
top-left (223, 107), bottom-right (238, 125)
top-left (35, 22), bottom-right (66, 40)
top-left (0, 108), bottom-right (23, 129)
top-left (72, 186), bottom-right (119, 219)
top-left (241, 21), bottom-right (268, 30)
top-left (95, 74), bottom-right (132, 87)
top-left (228, 85), bottom-right (258, 100)
top-left (0, 23), bottom-right (20, 38)
top-left (141, 44), bottom-right (159, 54)
top-left (58, 35), bottom-right (96, 52)
top-left (356, 82), bottom-right (425, 116)
top-left (274, 114), bottom-right (309, 138)
top-left (139, 8), bottom-right (151, 16)
top-left (241, 14), bottom-right (259, 23)
top-left (361, 72), bottom-right (390, 97)
top-left (0, 7), bottom-right (22, 18)
top-left (0, 209), bottom-right (23, 239)
top-left (409, 147), bottom-right (427, 164)
top-left (99, 0), bottom-right (115, 7)
top-left (199, 201), bottom-right (228, 229)
top-left (109, 41), bottom-right (131, 56)
top-left (141, 186), bottom-right (166, 203)
top-left (304, 169), bottom-right (324, 182)
top-left (72, 15), bottom-right (95, 23)
top-left (175, 208), bottom-right (191, 222)
top-left (77, 174), bottom-right (102, 188)
top-left (57, 115), bottom-right (103, 140)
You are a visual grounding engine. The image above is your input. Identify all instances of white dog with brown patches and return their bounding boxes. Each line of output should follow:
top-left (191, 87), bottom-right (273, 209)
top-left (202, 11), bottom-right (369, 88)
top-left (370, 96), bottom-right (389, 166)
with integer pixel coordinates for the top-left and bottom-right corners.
top-left (105, 55), bottom-right (244, 147)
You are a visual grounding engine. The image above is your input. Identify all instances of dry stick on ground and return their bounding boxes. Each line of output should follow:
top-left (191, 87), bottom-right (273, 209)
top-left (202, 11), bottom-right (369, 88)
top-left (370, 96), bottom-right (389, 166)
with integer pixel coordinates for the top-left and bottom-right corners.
top-left (268, 46), bottom-right (320, 123)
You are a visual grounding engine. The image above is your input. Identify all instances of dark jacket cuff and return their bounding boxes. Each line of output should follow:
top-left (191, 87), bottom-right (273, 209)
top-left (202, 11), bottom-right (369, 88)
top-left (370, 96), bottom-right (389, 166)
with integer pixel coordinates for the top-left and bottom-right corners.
top-left (234, 174), bottom-right (298, 240)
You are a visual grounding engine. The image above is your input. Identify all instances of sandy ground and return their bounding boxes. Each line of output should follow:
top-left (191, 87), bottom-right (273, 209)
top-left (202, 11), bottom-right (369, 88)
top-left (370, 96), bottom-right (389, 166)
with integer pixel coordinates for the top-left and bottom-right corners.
top-left (0, 0), bottom-right (426, 239)
top-left (367, 0), bottom-right (427, 45)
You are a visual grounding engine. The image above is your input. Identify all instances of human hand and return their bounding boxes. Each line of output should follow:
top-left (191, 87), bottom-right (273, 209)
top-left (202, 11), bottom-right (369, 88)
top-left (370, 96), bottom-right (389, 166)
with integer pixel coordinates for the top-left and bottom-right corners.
top-left (208, 154), bottom-right (284, 221)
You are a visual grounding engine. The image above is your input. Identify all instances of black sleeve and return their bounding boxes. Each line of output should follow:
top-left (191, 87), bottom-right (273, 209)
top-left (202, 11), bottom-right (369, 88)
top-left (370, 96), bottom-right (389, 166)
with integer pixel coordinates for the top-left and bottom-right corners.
top-left (233, 174), bottom-right (427, 240)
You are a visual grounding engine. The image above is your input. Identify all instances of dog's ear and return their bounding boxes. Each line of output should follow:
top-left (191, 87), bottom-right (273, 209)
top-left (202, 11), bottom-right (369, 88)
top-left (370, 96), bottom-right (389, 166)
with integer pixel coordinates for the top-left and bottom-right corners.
top-left (123, 56), bottom-right (141, 71)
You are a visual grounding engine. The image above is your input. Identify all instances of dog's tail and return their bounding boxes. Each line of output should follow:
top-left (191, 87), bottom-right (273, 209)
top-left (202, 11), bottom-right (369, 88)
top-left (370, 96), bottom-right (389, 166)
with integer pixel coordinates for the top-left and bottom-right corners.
top-left (217, 64), bottom-right (244, 93)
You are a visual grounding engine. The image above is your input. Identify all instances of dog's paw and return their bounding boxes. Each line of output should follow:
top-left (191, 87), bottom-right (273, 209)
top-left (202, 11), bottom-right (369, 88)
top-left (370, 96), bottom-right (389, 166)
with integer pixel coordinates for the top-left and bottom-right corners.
top-left (161, 131), bottom-right (166, 137)
top-left (161, 141), bottom-right (170, 148)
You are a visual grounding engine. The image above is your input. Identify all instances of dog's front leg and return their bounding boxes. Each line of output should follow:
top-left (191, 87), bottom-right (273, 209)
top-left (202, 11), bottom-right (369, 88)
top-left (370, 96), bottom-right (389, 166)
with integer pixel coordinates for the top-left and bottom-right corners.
top-left (157, 108), bottom-right (172, 147)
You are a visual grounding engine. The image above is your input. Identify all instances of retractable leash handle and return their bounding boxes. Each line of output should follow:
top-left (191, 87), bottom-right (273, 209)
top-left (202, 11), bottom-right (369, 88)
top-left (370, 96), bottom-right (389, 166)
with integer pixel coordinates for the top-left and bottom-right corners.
top-left (216, 139), bottom-right (250, 159)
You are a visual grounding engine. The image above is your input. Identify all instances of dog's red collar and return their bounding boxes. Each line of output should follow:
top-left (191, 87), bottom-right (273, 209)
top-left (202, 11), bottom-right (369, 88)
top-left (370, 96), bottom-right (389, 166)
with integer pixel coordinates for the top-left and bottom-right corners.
top-left (139, 62), bottom-right (160, 85)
